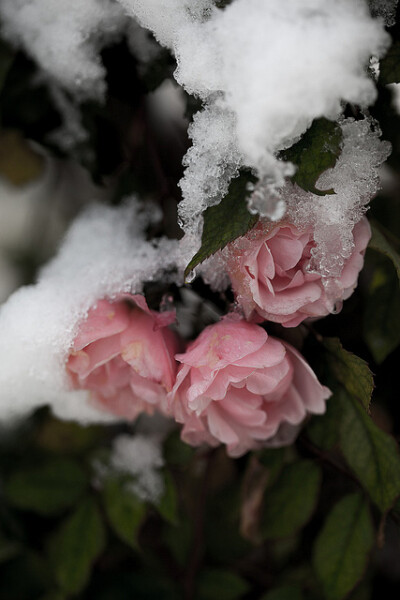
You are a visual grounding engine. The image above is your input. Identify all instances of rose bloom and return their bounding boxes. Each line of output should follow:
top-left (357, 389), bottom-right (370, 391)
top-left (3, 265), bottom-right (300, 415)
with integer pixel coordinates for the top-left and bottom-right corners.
top-left (169, 317), bottom-right (331, 457)
top-left (225, 217), bottom-right (371, 327)
top-left (66, 294), bottom-right (181, 419)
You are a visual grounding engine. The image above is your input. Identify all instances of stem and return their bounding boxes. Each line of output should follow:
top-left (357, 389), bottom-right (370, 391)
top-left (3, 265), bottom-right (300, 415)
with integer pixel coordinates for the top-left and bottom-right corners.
top-left (184, 449), bottom-right (216, 600)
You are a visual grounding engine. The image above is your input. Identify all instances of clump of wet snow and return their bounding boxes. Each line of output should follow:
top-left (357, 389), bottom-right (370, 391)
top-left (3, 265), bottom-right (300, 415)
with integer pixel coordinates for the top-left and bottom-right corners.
top-left (0, 199), bottom-right (180, 423)
top-left (109, 434), bottom-right (165, 502)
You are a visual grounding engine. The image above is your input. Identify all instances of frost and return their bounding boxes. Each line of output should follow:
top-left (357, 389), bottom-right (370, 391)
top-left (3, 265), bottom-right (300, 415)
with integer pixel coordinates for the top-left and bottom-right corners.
top-left (0, 199), bottom-right (180, 423)
top-left (369, 0), bottom-right (398, 26)
top-left (109, 434), bottom-right (165, 503)
top-left (0, 0), bottom-right (389, 235)
top-left (121, 0), bottom-right (389, 238)
top-left (286, 118), bottom-right (390, 285)
top-left (217, 117), bottom-right (390, 303)
top-left (0, 0), bottom-right (128, 100)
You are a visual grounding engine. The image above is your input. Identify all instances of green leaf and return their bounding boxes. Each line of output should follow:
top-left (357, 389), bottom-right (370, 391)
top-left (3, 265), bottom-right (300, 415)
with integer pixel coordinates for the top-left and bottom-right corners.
top-left (281, 118), bottom-right (343, 195)
top-left (197, 569), bottom-right (250, 600)
top-left (379, 41), bottom-right (400, 85)
top-left (156, 470), bottom-right (179, 524)
top-left (363, 257), bottom-right (400, 363)
top-left (322, 338), bottom-right (374, 410)
top-left (260, 584), bottom-right (304, 600)
top-left (5, 458), bottom-right (88, 516)
top-left (261, 460), bottom-right (321, 539)
top-left (313, 493), bottom-right (374, 600)
top-left (185, 172), bottom-right (258, 277)
top-left (369, 221), bottom-right (400, 280)
top-left (49, 497), bottom-right (106, 595)
top-left (102, 478), bottom-right (146, 550)
top-left (337, 388), bottom-right (400, 512)
top-left (35, 417), bottom-right (104, 455)
top-left (306, 391), bottom-right (342, 451)
top-left (0, 532), bottom-right (21, 564)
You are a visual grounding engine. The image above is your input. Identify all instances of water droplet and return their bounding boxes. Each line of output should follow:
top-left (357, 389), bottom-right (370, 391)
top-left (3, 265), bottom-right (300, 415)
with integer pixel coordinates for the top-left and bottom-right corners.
top-left (185, 269), bottom-right (196, 283)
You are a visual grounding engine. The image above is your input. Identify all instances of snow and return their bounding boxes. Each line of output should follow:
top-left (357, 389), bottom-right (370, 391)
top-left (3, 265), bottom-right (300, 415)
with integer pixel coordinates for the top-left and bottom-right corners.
top-left (0, 0), bottom-right (128, 101)
top-left (121, 0), bottom-right (389, 238)
top-left (109, 434), bottom-right (165, 502)
top-left (0, 199), bottom-right (180, 423)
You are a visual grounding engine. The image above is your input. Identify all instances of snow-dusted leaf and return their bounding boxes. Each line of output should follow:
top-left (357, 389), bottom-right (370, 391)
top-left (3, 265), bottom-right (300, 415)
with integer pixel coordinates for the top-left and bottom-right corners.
top-left (49, 497), bottom-right (106, 594)
top-left (313, 493), bottom-right (374, 600)
top-left (185, 172), bottom-right (258, 277)
top-left (281, 118), bottom-right (343, 196)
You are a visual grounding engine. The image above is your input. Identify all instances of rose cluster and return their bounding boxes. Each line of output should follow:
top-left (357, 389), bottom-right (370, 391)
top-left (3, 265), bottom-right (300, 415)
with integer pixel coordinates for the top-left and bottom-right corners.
top-left (66, 217), bottom-right (371, 456)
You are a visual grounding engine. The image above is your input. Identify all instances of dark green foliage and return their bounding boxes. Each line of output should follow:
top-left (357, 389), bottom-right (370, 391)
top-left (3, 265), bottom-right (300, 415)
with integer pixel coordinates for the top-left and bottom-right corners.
top-left (196, 569), bottom-right (250, 600)
top-left (280, 118), bottom-right (343, 195)
top-left (313, 493), bottom-right (374, 600)
top-left (261, 460), bottom-right (321, 539)
top-left (260, 585), bottom-right (304, 600)
top-left (48, 497), bottom-right (106, 594)
top-left (379, 41), bottom-right (400, 85)
top-left (102, 477), bottom-right (146, 549)
top-left (185, 171), bottom-right (258, 277)
top-left (363, 254), bottom-right (400, 363)
top-left (5, 458), bottom-right (88, 516)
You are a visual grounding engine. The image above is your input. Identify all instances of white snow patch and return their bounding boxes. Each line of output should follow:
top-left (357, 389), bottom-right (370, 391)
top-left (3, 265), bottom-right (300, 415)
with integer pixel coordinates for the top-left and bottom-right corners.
top-left (110, 433), bottom-right (164, 502)
top-left (0, 199), bottom-right (181, 423)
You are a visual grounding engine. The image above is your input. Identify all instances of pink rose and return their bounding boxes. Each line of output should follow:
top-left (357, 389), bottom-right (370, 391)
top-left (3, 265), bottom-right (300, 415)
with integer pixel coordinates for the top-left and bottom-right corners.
top-left (67, 294), bottom-right (181, 419)
top-left (225, 217), bottom-right (371, 327)
top-left (169, 317), bottom-right (331, 457)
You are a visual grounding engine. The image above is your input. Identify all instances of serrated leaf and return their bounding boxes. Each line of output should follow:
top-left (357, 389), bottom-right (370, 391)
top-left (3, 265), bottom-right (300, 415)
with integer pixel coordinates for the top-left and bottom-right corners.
top-left (102, 478), bottom-right (146, 549)
top-left (5, 458), bottom-right (88, 516)
top-left (185, 172), bottom-right (258, 277)
top-left (322, 338), bottom-right (374, 410)
top-left (313, 493), bottom-right (374, 600)
top-left (281, 118), bottom-right (343, 195)
top-left (379, 41), bottom-right (400, 85)
top-left (49, 497), bottom-right (106, 594)
top-left (337, 388), bottom-right (400, 512)
top-left (369, 221), bottom-right (400, 280)
top-left (260, 584), bottom-right (304, 600)
top-left (363, 258), bottom-right (400, 363)
top-left (197, 569), bottom-right (250, 600)
top-left (261, 460), bottom-right (321, 539)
